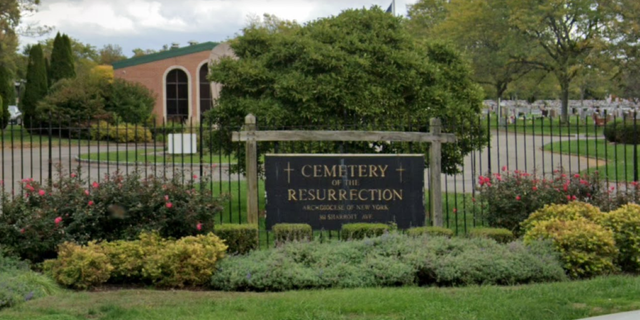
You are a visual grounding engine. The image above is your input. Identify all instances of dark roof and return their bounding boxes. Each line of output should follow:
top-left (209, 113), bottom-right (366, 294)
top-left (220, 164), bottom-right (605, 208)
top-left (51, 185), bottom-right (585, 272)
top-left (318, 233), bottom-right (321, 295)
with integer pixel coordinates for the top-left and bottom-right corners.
top-left (113, 42), bottom-right (219, 70)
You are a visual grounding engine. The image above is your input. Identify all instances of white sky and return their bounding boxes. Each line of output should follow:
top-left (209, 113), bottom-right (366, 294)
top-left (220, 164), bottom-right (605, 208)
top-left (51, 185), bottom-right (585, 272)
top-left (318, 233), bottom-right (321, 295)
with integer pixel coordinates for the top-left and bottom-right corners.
top-left (21, 0), bottom-right (418, 58)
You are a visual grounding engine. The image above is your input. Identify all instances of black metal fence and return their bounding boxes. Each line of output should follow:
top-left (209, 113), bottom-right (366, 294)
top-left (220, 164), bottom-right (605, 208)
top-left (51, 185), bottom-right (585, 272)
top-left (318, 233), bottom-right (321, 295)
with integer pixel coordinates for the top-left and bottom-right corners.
top-left (1, 111), bottom-right (638, 242)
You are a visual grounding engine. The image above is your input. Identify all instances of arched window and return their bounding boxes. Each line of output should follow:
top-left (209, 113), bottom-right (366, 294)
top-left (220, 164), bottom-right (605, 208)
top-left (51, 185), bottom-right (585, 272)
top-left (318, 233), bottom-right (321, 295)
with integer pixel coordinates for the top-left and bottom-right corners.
top-left (166, 69), bottom-right (189, 122)
top-left (199, 63), bottom-right (213, 120)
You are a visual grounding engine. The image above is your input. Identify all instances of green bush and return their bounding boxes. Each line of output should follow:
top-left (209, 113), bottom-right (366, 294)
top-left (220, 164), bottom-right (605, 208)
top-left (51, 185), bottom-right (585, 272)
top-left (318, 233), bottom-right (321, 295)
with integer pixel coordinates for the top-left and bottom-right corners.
top-left (103, 79), bottom-right (155, 125)
top-left (150, 123), bottom-right (186, 137)
top-left (273, 224), bottom-right (313, 243)
top-left (211, 234), bottom-right (566, 291)
top-left (90, 120), bottom-right (152, 143)
top-left (604, 120), bottom-right (639, 144)
top-left (0, 254), bottom-right (60, 310)
top-left (214, 224), bottom-right (258, 255)
top-left (406, 226), bottom-right (453, 238)
top-left (602, 204), bottom-right (640, 272)
top-left (524, 218), bottom-right (618, 278)
top-left (468, 228), bottom-right (515, 243)
top-left (43, 242), bottom-right (113, 289)
top-left (45, 232), bottom-right (227, 289)
top-left (521, 201), bottom-right (604, 233)
top-left (341, 223), bottom-right (389, 240)
top-left (0, 170), bottom-right (223, 263)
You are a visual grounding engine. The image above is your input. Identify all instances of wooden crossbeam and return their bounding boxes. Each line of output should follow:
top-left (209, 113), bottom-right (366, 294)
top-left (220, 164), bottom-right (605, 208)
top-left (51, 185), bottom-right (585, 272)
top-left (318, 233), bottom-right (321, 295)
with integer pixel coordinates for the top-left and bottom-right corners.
top-left (232, 130), bottom-right (456, 143)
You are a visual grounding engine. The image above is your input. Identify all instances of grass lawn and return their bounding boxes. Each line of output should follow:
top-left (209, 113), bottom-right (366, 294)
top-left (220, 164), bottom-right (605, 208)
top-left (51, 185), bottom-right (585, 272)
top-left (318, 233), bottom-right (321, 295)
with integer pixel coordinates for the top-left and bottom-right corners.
top-left (487, 115), bottom-right (604, 137)
top-left (1, 125), bottom-right (91, 148)
top-left (2, 276), bottom-right (639, 320)
top-left (78, 148), bottom-right (238, 164)
top-left (543, 139), bottom-right (640, 182)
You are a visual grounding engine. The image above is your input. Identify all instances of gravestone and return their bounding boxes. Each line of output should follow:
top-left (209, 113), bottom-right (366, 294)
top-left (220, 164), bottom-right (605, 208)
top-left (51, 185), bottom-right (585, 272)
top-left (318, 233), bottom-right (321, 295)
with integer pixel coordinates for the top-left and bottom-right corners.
top-left (265, 154), bottom-right (425, 230)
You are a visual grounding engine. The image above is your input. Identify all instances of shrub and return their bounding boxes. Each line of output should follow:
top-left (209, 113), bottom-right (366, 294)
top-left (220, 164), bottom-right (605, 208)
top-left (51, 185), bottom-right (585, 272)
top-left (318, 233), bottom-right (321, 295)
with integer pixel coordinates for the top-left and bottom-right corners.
top-left (477, 169), bottom-right (610, 235)
top-left (601, 204), bottom-right (640, 272)
top-left (45, 232), bottom-right (227, 289)
top-left (603, 120), bottom-right (639, 144)
top-left (521, 201), bottom-right (604, 233)
top-left (214, 224), bottom-right (258, 255)
top-left (103, 79), bottom-right (155, 125)
top-left (341, 223), bottom-right (389, 240)
top-left (0, 254), bottom-right (60, 310)
top-left (211, 234), bottom-right (566, 291)
top-left (468, 228), bottom-right (515, 243)
top-left (273, 224), bottom-right (313, 243)
top-left (406, 226), bottom-right (453, 238)
top-left (43, 242), bottom-right (113, 289)
top-left (150, 123), bottom-right (186, 137)
top-left (0, 170), bottom-right (223, 262)
top-left (524, 218), bottom-right (618, 278)
top-left (90, 121), bottom-right (152, 143)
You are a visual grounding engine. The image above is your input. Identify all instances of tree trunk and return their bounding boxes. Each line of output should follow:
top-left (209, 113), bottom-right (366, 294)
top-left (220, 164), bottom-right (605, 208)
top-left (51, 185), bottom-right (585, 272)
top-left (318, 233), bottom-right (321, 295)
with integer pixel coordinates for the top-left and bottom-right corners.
top-left (560, 79), bottom-right (570, 125)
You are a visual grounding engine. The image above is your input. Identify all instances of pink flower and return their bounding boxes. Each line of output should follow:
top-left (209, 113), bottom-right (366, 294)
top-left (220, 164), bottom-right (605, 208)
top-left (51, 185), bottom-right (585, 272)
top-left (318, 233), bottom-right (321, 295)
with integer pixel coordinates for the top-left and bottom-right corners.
top-left (574, 174), bottom-right (580, 178)
top-left (164, 195), bottom-right (169, 201)
top-left (54, 217), bottom-right (62, 225)
top-left (71, 173), bottom-right (76, 178)
top-left (26, 185), bottom-right (34, 192)
top-left (572, 195), bottom-right (577, 201)
top-left (515, 195), bottom-right (521, 201)
top-left (532, 186), bottom-right (538, 191)
top-left (610, 186), bottom-right (615, 191)
top-left (92, 181), bottom-right (99, 189)
top-left (20, 228), bottom-right (25, 234)
top-left (193, 174), bottom-right (198, 179)
top-left (166, 202), bottom-right (173, 208)
top-left (197, 223), bottom-right (203, 231)
top-left (633, 181), bottom-right (639, 187)
top-left (567, 195), bottom-right (572, 201)
top-left (84, 190), bottom-right (90, 196)
top-left (88, 200), bottom-right (94, 206)
top-left (453, 208), bottom-right (458, 213)
top-left (502, 166), bottom-right (507, 172)
top-left (38, 190), bottom-right (45, 196)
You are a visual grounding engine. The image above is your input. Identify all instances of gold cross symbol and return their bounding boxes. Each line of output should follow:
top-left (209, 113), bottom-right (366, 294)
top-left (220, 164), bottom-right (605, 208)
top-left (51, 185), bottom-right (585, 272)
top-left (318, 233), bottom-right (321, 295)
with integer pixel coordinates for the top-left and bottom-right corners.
top-left (284, 162), bottom-right (295, 184)
top-left (396, 164), bottom-right (406, 183)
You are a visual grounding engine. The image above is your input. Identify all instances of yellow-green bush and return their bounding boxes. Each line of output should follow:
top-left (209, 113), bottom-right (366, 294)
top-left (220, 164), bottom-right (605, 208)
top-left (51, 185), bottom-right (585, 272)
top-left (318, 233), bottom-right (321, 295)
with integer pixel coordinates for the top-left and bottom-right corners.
top-left (45, 232), bottom-right (227, 289)
top-left (273, 224), bottom-right (313, 243)
top-left (602, 204), bottom-right (640, 272)
top-left (90, 121), bottom-right (152, 143)
top-left (521, 201), bottom-right (604, 233)
top-left (524, 218), bottom-right (618, 278)
top-left (406, 226), bottom-right (453, 238)
top-left (469, 228), bottom-right (515, 244)
top-left (43, 242), bottom-right (113, 289)
top-left (341, 223), bottom-right (389, 240)
top-left (214, 224), bottom-right (258, 255)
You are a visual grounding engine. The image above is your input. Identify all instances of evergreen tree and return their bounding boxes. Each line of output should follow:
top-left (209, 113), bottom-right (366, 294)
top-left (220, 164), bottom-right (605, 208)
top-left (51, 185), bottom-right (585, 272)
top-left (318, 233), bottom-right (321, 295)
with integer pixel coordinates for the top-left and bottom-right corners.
top-left (0, 65), bottom-right (16, 129)
top-left (49, 33), bottom-right (75, 84)
top-left (22, 44), bottom-right (48, 128)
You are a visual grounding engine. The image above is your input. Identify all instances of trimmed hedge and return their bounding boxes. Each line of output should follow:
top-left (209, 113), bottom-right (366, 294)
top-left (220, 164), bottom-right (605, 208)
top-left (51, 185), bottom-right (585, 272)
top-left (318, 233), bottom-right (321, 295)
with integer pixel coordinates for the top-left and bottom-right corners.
top-left (273, 224), bottom-right (312, 243)
top-left (214, 224), bottom-right (258, 255)
top-left (603, 120), bottom-right (639, 144)
top-left (601, 204), bottom-right (640, 272)
top-left (341, 223), bottom-right (389, 240)
top-left (211, 234), bottom-right (566, 291)
top-left (406, 226), bottom-right (454, 238)
top-left (90, 121), bottom-right (152, 143)
top-left (469, 228), bottom-right (515, 244)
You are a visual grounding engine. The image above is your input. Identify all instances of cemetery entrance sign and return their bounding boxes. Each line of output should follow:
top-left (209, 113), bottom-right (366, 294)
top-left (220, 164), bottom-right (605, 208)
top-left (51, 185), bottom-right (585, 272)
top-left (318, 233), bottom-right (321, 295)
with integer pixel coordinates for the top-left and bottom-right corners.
top-left (265, 155), bottom-right (425, 230)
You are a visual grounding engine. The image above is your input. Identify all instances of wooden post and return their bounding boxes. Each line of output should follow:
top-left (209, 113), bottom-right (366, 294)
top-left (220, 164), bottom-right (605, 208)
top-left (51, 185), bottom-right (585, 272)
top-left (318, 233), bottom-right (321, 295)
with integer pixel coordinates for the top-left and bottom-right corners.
top-left (245, 114), bottom-right (259, 225)
top-left (430, 118), bottom-right (443, 227)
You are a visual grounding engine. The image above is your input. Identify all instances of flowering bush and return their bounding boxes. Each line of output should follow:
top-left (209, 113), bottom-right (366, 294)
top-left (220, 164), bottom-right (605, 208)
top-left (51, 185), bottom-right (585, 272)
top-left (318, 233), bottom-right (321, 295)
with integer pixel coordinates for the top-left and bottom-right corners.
top-left (521, 202), bottom-right (604, 233)
top-left (476, 169), bottom-right (614, 235)
top-left (0, 170), bottom-right (224, 262)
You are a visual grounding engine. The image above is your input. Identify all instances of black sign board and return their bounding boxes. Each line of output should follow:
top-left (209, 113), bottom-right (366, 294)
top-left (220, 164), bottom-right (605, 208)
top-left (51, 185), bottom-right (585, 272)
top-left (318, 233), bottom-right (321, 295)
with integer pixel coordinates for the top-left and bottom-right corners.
top-left (265, 154), bottom-right (425, 230)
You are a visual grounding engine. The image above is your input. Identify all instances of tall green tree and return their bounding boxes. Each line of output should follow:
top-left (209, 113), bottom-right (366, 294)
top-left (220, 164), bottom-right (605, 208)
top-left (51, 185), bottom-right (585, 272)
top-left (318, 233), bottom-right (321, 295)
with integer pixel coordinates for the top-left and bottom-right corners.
top-left (99, 44), bottom-right (126, 65)
top-left (48, 32), bottom-right (75, 84)
top-left (207, 9), bottom-right (486, 174)
top-left (0, 64), bottom-right (11, 129)
top-left (507, 0), bottom-right (617, 123)
top-left (21, 44), bottom-right (47, 127)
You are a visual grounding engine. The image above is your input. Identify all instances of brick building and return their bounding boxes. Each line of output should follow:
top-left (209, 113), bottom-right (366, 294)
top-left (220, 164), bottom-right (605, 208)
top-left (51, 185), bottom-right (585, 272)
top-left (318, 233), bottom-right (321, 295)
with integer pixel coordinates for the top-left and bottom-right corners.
top-left (113, 42), bottom-right (236, 124)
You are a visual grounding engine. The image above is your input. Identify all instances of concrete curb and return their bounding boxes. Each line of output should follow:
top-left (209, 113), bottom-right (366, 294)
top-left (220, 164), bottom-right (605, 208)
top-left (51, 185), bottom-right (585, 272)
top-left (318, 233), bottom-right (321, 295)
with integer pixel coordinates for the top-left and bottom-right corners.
top-left (577, 310), bottom-right (640, 320)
